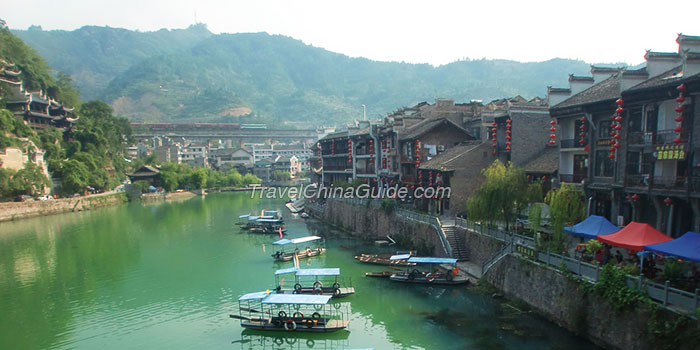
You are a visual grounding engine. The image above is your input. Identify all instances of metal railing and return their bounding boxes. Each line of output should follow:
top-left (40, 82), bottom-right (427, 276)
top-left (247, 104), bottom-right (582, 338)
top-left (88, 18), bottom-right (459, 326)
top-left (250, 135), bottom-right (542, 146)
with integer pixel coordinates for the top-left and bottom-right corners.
top-left (535, 249), bottom-right (700, 315)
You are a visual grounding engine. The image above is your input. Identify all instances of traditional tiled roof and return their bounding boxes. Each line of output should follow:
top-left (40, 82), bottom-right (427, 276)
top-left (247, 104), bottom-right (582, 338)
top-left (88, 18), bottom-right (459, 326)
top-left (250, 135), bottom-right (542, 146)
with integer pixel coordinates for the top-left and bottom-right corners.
top-left (319, 131), bottom-right (348, 141)
top-left (551, 73), bottom-right (621, 109)
top-left (519, 147), bottom-right (559, 173)
top-left (569, 75), bottom-right (594, 82)
top-left (399, 117), bottom-right (470, 141)
top-left (624, 65), bottom-right (684, 92)
top-left (418, 142), bottom-right (483, 171)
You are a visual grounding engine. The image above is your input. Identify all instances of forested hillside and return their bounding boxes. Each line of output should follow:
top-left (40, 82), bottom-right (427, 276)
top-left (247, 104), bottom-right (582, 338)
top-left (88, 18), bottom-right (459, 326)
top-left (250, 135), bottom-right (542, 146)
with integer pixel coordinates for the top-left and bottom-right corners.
top-left (15, 25), bottom-right (598, 126)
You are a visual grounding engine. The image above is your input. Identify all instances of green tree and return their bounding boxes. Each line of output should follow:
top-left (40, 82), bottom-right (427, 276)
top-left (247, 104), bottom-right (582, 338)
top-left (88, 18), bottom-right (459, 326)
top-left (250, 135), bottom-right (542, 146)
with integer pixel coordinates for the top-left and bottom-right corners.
top-left (190, 168), bottom-right (207, 189)
top-left (242, 173), bottom-right (261, 185)
top-left (466, 160), bottom-right (535, 229)
top-left (58, 159), bottom-right (90, 194)
top-left (546, 183), bottom-right (585, 235)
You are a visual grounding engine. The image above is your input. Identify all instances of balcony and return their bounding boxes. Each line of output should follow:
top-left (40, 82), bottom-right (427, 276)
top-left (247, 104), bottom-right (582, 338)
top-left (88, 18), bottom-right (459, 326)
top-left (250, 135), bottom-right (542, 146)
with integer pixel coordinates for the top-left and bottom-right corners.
top-left (356, 168), bottom-right (376, 175)
top-left (560, 174), bottom-right (586, 183)
top-left (628, 129), bottom-right (690, 146)
top-left (560, 139), bottom-right (582, 149)
top-left (625, 175), bottom-right (699, 192)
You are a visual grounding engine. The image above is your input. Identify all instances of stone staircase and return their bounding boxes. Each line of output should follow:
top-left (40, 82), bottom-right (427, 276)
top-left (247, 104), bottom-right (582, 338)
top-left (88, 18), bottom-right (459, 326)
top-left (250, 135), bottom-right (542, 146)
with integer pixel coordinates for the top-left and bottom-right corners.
top-left (443, 224), bottom-right (468, 261)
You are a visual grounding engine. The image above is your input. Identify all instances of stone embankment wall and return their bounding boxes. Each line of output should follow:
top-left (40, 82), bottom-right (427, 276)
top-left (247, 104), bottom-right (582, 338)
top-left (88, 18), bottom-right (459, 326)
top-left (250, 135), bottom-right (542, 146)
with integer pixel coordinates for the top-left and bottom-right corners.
top-left (0, 192), bottom-right (128, 222)
top-left (453, 226), bottom-right (503, 264)
top-left (318, 200), bottom-right (445, 256)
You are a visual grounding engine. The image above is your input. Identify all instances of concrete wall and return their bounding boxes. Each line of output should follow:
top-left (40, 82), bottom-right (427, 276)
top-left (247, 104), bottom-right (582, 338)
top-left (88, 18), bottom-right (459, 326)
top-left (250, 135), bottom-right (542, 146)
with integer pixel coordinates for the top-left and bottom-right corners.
top-left (318, 199), bottom-right (444, 256)
top-left (0, 192), bottom-right (128, 222)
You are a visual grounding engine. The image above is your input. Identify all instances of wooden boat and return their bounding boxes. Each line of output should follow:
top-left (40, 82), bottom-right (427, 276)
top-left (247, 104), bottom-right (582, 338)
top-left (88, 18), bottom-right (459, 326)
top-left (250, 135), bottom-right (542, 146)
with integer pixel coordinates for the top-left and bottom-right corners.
top-left (271, 236), bottom-right (325, 261)
top-left (285, 198), bottom-right (305, 213)
top-left (232, 292), bottom-right (349, 333)
top-left (248, 219), bottom-right (287, 234)
top-left (273, 267), bottom-right (355, 298)
top-left (364, 271), bottom-right (394, 278)
top-left (389, 257), bottom-right (468, 285)
top-left (353, 253), bottom-right (416, 266)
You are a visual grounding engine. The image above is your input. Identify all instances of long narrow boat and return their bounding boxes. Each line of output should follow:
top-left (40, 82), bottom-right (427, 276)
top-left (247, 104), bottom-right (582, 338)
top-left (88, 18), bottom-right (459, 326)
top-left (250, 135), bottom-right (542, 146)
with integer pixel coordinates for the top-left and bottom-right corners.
top-left (353, 253), bottom-right (416, 266)
top-left (273, 267), bottom-right (355, 298)
top-left (231, 292), bottom-right (349, 333)
top-left (389, 257), bottom-right (468, 285)
top-left (271, 236), bottom-right (325, 261)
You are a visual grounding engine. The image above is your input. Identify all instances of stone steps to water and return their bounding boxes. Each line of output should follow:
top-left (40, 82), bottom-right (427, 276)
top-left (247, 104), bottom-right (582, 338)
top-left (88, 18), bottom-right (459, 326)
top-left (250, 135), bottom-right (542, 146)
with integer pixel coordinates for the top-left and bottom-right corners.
top-left (442, 225), bottom-right (468, 261)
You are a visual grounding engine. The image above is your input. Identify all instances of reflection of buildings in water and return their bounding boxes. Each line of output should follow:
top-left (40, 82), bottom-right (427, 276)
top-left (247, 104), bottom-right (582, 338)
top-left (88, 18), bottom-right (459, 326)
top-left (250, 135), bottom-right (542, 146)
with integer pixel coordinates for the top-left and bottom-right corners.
top-left (235, 330), bottom-right (350, 350)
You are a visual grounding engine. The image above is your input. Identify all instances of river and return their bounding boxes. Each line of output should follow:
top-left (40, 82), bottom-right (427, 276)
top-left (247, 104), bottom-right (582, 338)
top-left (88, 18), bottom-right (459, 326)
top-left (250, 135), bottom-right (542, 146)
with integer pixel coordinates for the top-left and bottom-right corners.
top-left (0, 192), bottom-right (597, 349)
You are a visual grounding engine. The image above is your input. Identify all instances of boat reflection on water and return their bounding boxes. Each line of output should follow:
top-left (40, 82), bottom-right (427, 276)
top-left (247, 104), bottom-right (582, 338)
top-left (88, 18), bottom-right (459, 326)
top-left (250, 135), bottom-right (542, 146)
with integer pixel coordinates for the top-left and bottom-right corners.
top-left (233, 329), bottom-right (353, 349)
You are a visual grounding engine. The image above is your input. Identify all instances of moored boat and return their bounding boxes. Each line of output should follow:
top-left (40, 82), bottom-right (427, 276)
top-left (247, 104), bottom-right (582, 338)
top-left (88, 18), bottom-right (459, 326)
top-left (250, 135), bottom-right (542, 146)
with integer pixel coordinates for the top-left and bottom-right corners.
top-left (231, 292), bottom-right (350, 333)
top-left (353, 253), bottom-right (416, 266)
top-left (271, 236), bottom-right (325, 261)
top-left (273, 267), bottom-right (355, 298)
top-left (389, 257), bottom-right (467, 285)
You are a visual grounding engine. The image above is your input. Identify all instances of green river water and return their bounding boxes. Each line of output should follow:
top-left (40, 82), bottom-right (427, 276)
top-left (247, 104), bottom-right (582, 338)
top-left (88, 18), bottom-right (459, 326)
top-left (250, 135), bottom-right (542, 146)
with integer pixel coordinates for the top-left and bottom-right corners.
top-left (0, 192), bottom-right (598, 350)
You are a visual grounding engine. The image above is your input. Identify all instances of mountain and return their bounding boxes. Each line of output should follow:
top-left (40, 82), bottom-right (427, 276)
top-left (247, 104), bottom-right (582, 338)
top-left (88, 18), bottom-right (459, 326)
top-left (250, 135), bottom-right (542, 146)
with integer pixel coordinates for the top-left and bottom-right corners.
top-left (14, 25), bottom-right (595, 126)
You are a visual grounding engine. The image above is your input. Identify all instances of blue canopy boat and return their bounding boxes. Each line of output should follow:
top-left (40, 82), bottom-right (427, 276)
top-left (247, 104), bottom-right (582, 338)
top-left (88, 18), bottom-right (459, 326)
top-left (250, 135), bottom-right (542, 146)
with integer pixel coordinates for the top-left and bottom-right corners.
top-left (231, 292), bottom-right (349, 333)
top-left (273, 267), bottom-right (355, 298)
top-left (389, 257), bottom-right (467, 285)
top-left (271, 236), bottom-right (325, 261)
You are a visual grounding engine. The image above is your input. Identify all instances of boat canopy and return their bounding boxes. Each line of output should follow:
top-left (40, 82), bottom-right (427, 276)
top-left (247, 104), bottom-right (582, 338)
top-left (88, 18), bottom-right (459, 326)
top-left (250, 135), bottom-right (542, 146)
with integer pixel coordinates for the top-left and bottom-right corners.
top-left (256, 218), bottom-right (282, 223)
top-left (390, 254), bottom-right (411, 260)
top-left (239, 214), bottom-right (250, 218)
top-left (296, 268), bottom-right (340, 276)
top-left (247, 216), bottom-right (260, 221)
top-left (274, 267), bottom-right (299, 275)
top-left (407, 257), bottom-right (458, 264)
top-left (238, 291), bottom-right (270, 301)
top-left (272, 235), bottom-right (321, 245)
top-left (262, 294), bottom-right (332, 305)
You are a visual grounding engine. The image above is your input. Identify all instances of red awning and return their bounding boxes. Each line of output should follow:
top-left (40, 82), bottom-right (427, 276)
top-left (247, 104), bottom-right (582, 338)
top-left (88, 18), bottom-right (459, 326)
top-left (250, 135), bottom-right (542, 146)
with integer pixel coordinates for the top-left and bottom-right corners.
top-left (597, 221), bottom-right (672, 252)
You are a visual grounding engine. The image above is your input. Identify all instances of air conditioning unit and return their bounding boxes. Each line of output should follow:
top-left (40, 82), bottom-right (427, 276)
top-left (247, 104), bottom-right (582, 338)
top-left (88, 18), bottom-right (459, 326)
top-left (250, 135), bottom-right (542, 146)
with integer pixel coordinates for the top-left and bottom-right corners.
top-left (437, 145), bottom-right (445, 152)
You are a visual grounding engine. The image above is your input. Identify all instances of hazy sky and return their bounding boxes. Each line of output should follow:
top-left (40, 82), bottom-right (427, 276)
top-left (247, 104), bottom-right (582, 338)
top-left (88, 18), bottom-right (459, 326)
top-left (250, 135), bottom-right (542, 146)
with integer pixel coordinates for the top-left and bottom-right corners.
top-left (4, 0), bottom-right (700, 66)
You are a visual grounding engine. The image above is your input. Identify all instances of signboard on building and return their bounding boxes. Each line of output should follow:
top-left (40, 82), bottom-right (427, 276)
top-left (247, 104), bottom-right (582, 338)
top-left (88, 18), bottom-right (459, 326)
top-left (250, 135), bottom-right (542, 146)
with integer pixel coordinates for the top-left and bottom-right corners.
top-left (597, 139), bottom-right (612, 146)
top-left (653, 144), bottom-right (686, 161)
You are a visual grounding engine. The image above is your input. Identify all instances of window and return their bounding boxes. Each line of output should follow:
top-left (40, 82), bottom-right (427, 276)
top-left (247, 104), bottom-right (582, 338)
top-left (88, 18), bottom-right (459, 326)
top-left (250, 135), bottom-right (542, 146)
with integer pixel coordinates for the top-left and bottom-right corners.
top-left (594, 151), bottom-right (614, 177)
top-left (598, 120), bottom-right (612, 139)
top-left (626, 152), bottom-right (641, 175)
top-left (644, 104), bottom-right (658, 132)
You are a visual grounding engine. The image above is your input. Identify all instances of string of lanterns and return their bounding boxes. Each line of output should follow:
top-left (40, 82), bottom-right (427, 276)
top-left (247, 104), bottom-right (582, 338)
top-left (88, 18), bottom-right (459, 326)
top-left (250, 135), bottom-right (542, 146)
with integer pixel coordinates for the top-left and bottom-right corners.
top-left (491, 122), bottom-right (497, 155)
top-left (548, 119), bottom-right (556, 145)
top-left (415, 140), bottom-right (421, 167)
top-left (505, 119), bottom-right (512, 151)
top-left (316, 142), bottom-right (321, 166)
top-left (579, 116), bottom-right (589, 152)
top-left (347, 139), bottom-right (352, 163)
top-left (368, 139), bottom-right (374, 155)
top-left (609, 98), bottom-right (624, 160)
top-left (674, 83), bottom-right (686, 144)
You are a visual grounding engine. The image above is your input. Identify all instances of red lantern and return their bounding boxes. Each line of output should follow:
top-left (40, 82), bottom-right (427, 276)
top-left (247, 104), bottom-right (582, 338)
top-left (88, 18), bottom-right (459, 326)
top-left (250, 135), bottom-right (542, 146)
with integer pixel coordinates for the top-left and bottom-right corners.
top-left (579, 139), bottom-right (585, 145)
top-left (492, 122), bottom-right (497, 126)
top-left (631, 194), bottom-right (639, 202)
top-left (610, 115), bottom-right (616, 120)
top-left (673, 138), bottom-right (682, 144)
top-left (506, 130), bottom-right (511, 134)
top-left (579, 132), bottom-right (585, 137)
top-left (584, 145), bottom-right (590, 152)
top-left (616, 98), bottom-right (624, 105)
top-left (676, 96), bottom-right (686, 103)
top-left (505, 146), bottom-right (511, 151)
top-left (550, 127), bottom-right (556, 132)
top-left (550, 120), bottom-right (556, 125)
top-left (616, 107), bottom-right (624, 114)
top-left (675, 116), bottom-right (684, 123)
top-left (580, 116), bottom-right (587, 121)
top-left (614, 143), bottom-right (621, 149)
top-left (614, 134), bottom-right (621, 139)
top-left (674, 106), bottom-right (684, 113)
top-left (506, 141), bottom-right (511, 146)
top-left (615, 116), bottom-right (623, 122)
top-left (542, 176), bottom-right (547, 181)
top-left (608, 154), bottom-right (615, 159)
top-left (677, 84), bottom-right (686, 92)
top-left (549, 140), bottom-right (556, 145)
top-left (506, 135), bottom-right (511, 140)
top-left (549, 134), bottom-right (556, 139)
top-left (664, 197), bottom-right (673, 206)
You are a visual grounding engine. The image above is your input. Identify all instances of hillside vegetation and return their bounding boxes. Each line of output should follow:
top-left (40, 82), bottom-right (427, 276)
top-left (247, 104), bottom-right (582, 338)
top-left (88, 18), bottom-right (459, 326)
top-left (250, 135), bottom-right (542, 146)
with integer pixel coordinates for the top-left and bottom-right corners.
top-left (15, 25), bottom-right (598, 126)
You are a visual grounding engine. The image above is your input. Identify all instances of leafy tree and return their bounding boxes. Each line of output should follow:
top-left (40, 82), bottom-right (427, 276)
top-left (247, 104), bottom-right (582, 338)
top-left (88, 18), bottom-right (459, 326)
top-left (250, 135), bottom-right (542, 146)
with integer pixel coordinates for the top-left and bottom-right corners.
top-left (190, 168), bottom-right (207, 189)
top-left (271, 170), bottom-right (291, 181)
top-left (546, 183), bottom-right (585, 235)
top-left (242, 173), bottom-right (261, 185)
top-left (466, 160), bottom-right (537, 229)
top-left (58, 159), bottom-right (90, 194)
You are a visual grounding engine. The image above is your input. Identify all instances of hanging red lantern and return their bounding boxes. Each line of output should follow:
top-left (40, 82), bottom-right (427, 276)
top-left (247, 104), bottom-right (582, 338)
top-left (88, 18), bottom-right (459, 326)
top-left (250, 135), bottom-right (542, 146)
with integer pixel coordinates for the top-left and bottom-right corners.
top-left (550, 127), bottom-right (556, 132)
top-left (492, 122), bottom-right (497, 126)
top-left (615, 116), bottom-right (623, 122)
top-left (550, 120), bottom-right (556, 125)
top-left (584, 145), bottom-right (590, 152)
top-left (677, 84), bottom-right (686, 92)
top-left (614, 143), bottom-right (621, 149)
top-left (505, 146), bottom-right (511, 151)
top-left (542, 176), bottom-right (547, 181)
top-left (674, 83), bottom-right (685, 143)
top-left (674, 126), bottom-right (683, 133)
top-left (676, 96), bottom-right (686, 103)
top-left (664, 197), bottom-right (673, 206)
top-left (579, 139), bottom-right (585, 145)
top-left (610, 115), bottom-right (616, 120)
top-left (616, 98), bottom-right (624, 105)
top-left (674, 106), bottom-right (684, 113)
top-left (631, 194), bottom-right (639, 202)
top-left (549, 140), bottom-right (556, 145)
top-left (616, 107), bottom-right (624, 114)
top-left (506, 135), bottom-right (511, 140)
top-left (549, 134), bottom-right (556, 139)
top-left (673, 138), bottom-right (682, 144)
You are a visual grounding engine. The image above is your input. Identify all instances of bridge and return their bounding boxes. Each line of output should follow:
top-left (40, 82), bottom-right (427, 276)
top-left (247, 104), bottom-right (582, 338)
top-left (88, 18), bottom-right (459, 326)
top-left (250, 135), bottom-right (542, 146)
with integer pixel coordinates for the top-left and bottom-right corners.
top-left (131, 123), bottom-right (320, 144)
